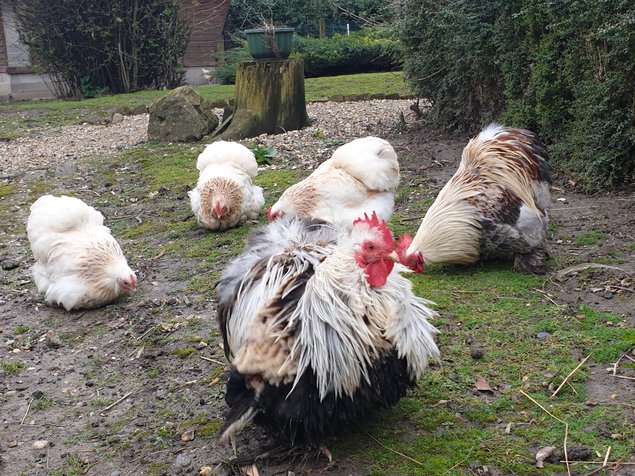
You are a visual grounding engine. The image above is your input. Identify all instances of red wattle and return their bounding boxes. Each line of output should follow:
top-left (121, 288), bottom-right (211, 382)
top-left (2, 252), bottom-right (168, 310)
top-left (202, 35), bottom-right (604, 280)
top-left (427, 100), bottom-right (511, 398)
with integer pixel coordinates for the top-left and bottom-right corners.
top-left (364, 258), bottom-right (395, 287)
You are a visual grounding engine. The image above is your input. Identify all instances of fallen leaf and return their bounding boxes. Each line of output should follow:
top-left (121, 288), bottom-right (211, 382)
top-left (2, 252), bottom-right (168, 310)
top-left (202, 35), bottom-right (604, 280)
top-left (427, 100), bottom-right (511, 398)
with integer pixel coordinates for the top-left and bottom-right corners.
top-left (180, 429), bottom-right (195, 442)
top-left (475, 375), bottom-right (494, 392)
top-left (199, 467), bottom-right (213, 476)
top-left (575, 314), bottom-right (585, 319)
top-left (151, 281), bottom-right (158, 286)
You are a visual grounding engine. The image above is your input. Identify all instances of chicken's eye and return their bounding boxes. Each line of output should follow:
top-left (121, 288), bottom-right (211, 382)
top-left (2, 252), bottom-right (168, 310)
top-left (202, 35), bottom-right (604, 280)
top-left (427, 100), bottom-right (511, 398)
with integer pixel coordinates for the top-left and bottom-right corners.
top-left (366, 242), bottom-right (375, 251)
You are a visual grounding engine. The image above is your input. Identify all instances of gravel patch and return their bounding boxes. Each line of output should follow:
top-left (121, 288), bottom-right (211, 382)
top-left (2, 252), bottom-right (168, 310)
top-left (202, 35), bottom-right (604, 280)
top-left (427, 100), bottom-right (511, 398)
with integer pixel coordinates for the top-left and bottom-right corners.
top-left (1, 114), bottom-right (148, 175)
top-left (253, 99), bottom-right (414, 168)
top-left (0, 99), bottom-right (415, 175)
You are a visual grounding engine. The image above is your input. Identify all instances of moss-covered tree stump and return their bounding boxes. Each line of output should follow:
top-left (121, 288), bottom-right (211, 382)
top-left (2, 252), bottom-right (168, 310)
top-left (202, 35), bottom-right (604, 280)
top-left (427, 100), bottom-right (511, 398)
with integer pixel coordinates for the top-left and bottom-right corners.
top-left (222, 59), bottom-right (308, 140)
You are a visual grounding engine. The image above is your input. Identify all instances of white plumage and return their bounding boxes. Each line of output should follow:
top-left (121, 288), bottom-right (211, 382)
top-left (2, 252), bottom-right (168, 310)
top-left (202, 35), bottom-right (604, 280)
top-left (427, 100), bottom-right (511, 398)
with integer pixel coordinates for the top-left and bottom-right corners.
top-left (188, 141), bottom-right (265, 231)
top-left (27, 195), bottom-right (136, 311)
top-left (268, 136), bottom-right (400, 229)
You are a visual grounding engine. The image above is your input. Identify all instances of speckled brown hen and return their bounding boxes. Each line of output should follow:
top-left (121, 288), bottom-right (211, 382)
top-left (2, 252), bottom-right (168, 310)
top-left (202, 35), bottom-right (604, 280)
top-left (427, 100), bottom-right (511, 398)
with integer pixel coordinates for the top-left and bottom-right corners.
top-left (188, 141), bottom-right (264, 231)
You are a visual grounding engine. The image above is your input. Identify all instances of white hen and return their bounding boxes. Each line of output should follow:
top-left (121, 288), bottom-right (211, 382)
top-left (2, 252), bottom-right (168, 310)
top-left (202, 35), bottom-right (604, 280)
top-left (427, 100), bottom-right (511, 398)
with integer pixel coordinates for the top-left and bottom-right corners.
top-left (268, 136), bottom-right (400, 230)
top-left (188, 141), bottom-right (265, 231)
top-left (27, 195), bottom-right (136, 311)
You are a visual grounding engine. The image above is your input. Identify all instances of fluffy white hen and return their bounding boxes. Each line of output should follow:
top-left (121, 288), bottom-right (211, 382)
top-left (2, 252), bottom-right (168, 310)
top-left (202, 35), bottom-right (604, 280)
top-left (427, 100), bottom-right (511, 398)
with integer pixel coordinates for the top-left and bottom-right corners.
top-left (27, 195), bottom-right (136, 311)
top-left (268, 136), bottom-right (400, 230)
top-left (188, 141), bottom-right (265, 231)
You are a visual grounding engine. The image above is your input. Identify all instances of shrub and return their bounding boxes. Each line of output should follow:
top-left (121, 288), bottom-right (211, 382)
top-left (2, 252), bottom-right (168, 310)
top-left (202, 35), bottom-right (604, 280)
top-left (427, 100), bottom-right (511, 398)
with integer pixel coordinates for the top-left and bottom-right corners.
top-left (398, 0), bottom-right (635, 190)
top-left (14, 0), bottom-right (188, 97)
top-left (214, 46), bottom-right (253, 85)
top-left (294, 27), bottom-right (402, 77)
top-left (215, 27), bottom-right (401, 84)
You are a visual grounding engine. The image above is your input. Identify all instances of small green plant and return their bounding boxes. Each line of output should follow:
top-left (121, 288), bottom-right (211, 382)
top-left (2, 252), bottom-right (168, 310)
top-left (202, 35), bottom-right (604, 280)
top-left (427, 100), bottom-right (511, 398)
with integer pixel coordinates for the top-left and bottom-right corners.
top-left (575, 230), bottom-right (607, 246)
top-left (250, 145), bottom-right (277, 165)
top-left (1, 360), bottom-right (25, 375)
top-left (14, 325), bottom-right (31, 335)
top-left (32, 397), bottom-right (55, 410)
top-left (171, 347), bottom-right (196, 359)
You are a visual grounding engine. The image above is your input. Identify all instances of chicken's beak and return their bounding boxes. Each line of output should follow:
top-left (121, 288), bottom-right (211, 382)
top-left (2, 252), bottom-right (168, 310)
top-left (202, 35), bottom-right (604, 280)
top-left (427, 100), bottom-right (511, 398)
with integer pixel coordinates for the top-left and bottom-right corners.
top-left (387, 250), bottom-right (400, 263)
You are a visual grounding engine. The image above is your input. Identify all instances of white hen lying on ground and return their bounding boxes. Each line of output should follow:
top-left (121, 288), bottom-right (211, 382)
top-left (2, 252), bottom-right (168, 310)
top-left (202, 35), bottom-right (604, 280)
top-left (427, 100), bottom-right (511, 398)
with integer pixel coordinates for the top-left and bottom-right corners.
top-left (27, 195), bottom-right (136, 311)
top-left (268, 136), bottom-right (400, 230)
top-left (188, 141), bottom-right (265, 231)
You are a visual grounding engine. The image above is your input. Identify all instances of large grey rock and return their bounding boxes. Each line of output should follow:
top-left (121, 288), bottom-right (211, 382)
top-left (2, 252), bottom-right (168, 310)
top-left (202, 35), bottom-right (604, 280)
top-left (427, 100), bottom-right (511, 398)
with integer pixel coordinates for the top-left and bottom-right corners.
top-left (148, 86), bottom-right (218, 142)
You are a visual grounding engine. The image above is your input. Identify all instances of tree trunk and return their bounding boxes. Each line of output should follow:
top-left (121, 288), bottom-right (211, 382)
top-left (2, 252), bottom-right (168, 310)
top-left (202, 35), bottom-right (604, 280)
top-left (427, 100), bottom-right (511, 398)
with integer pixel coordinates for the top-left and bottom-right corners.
top-left (222, 59), bottom-right (308, 140)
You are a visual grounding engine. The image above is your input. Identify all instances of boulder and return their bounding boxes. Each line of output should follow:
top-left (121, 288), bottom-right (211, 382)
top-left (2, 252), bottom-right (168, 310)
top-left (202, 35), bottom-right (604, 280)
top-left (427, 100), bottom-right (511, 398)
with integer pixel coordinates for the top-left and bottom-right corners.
top-left (148, 86), bottom-right (218, 142)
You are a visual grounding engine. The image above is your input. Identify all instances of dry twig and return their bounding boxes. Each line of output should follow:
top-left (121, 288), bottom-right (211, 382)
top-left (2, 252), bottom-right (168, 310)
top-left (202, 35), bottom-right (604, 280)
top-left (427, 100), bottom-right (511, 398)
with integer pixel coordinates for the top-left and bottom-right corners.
top-left (20, 397), bottom-right (34, 427)
top-left (100, 391), bottom-right (132, 415)
top-left (552, 354), bottom-right (591, 398)
top-left (365, 431), bottom-right (424, 467)
top-left (200, 355), bottom-right (224, 365)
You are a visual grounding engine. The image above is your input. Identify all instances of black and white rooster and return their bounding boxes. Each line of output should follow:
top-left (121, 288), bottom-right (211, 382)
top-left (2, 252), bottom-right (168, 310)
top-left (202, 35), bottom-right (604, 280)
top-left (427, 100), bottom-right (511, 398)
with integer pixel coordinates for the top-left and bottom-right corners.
top-left (215, 213), bottom-right (440, 455)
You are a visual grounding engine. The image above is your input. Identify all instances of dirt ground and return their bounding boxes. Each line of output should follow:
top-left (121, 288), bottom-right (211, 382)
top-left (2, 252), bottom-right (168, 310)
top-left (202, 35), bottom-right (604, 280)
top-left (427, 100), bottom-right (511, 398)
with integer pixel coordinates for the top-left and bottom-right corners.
top-left (1, 104), bottom-right (633, 476)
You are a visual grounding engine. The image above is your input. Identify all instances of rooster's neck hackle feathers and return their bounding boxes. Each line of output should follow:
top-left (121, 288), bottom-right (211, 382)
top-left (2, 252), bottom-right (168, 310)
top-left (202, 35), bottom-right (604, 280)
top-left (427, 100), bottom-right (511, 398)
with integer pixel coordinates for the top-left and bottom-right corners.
top-left (460, 123), bottom-right (550, 215)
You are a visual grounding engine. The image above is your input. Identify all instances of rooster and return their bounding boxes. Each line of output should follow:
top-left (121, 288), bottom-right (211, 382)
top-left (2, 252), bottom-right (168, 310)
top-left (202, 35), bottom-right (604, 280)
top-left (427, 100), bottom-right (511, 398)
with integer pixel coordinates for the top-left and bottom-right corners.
top-left (215, 213), bottom-right (440, 455)
top-left (397, 123), bottom-right (551, 274)
top-left (188, 141), bottom-right (265, 231)
top-left (27, 195), bottom-right (136, 311)
top-left (268, 137), bottom-right (400, 229)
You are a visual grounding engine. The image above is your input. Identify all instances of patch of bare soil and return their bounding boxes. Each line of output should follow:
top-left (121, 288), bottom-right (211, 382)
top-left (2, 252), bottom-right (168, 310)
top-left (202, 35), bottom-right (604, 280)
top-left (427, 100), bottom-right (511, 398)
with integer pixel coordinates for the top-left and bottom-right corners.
top-left (1, 108), bottom-right (633, 475)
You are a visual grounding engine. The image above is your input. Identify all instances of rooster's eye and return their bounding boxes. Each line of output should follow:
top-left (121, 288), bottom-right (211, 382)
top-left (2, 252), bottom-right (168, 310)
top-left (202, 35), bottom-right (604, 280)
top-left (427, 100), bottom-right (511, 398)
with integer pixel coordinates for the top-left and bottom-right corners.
top-left (366, 243), bottom-right (375, 251)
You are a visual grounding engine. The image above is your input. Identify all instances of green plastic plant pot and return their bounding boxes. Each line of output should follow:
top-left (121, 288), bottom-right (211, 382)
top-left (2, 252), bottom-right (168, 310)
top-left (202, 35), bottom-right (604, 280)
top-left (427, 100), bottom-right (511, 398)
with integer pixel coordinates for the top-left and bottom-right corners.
top-left (244, 28), bottom-right (294, 60)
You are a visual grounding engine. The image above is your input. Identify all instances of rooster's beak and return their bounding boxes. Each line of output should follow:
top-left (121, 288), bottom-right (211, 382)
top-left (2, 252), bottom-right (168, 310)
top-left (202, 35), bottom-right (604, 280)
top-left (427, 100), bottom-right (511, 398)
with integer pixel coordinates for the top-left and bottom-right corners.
top-left (387, 250), bottom-right (400, 263)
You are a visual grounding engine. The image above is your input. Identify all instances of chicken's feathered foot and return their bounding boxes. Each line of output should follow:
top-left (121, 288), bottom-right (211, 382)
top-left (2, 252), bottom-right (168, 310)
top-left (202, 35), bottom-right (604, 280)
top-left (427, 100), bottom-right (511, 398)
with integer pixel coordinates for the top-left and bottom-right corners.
top-left (513, 247), bottom-right (549, 274)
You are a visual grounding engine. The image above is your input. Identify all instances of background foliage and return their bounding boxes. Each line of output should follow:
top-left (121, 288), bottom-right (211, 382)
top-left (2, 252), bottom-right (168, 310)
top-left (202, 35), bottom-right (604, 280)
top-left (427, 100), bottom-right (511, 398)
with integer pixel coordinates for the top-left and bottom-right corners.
top-left (226, 0), bottom-right (395, 37)
top-left (215, 27), bottom-right (401, 84)
top-left (14, 0), bottom-right (188, 97)
top-left (399, 0), bottom-right (635, 190)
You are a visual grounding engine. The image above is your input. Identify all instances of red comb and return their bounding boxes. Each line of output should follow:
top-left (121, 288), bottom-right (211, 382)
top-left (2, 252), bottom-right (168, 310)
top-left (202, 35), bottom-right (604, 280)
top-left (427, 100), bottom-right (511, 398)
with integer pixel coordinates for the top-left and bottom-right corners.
top-left (396, 232), bottom-right (413, 255)
top-left (267, 206), bottom-right (274, 222)
top-left (353, 211), bottom-right (382, 228)
top-left (353, 212), bottom-right (394, 245)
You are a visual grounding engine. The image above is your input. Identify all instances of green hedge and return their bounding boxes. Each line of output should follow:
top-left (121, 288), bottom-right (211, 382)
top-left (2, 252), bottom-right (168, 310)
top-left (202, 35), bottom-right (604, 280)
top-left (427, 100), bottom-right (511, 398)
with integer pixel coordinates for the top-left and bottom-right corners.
top-left (215, 27), bottom-right (401, 85)
top-left (399, 0), bottom-right (635, 191)
top-left (294, 28), bottom-right (401, 77)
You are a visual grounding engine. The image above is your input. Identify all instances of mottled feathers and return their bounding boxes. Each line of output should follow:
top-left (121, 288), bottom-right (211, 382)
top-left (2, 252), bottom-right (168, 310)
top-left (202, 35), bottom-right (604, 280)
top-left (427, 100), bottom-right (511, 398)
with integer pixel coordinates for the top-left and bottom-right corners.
top-left (216, 217), bottom-right (440, 445)
top-left (188, 141), bottom-right (265, 231)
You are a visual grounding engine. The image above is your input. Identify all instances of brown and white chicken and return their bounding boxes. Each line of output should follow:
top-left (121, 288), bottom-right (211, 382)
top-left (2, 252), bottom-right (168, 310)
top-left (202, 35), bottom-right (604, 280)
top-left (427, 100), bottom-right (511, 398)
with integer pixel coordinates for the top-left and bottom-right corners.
top-left (27, 195), bottom-right (136, 311)
top-left (215, 213), bottom-right (439, 452)
top-left (268, 136), bottom-right (400, 229)
top-left (397, 123), bottom-right (552, 273)
top-left (188, 141), bottom-right (265, 231)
